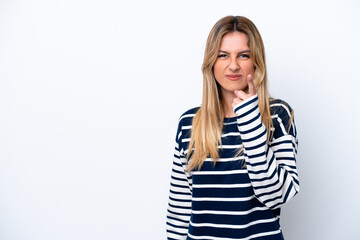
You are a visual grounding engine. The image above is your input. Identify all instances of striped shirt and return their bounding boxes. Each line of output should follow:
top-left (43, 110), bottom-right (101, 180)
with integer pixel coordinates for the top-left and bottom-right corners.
top-left (166, 94), bottom-right (299, 240)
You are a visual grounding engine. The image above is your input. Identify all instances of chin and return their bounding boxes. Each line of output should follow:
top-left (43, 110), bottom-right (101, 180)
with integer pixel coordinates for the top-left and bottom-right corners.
top-left (229, 84), bottom-right (248, 92)
top-left (217, 81), bottom-right (248, 95)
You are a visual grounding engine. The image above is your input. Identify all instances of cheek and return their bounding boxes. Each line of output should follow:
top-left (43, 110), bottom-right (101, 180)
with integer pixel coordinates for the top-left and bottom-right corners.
top-left (242, 62), bottom-right (255, 74)
top-left (213, 62), bottom-right (224, 79)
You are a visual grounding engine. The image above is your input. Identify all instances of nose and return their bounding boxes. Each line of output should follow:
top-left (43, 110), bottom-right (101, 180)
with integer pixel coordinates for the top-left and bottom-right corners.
top-left (228, 57), bottom-right (240, 71)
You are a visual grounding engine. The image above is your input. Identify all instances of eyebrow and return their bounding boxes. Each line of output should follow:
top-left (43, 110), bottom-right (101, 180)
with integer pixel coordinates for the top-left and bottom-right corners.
top-left (219, 50), bottom-right (251, 54)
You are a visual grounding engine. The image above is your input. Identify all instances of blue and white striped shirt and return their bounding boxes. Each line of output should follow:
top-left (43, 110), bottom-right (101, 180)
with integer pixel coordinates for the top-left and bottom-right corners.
top-left (167, 94), bottom-right (299, 240)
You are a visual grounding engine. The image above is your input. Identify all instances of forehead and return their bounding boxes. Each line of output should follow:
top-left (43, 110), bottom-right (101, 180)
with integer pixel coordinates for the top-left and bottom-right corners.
top-left (219, 32), bottom-right (249, 52)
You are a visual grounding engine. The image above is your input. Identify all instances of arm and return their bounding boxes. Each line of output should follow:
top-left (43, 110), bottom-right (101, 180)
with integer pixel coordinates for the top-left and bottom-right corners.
top-left (233, 94), bottom-right (299, 209)
top-left (166, 122), bottom-right (192, 240)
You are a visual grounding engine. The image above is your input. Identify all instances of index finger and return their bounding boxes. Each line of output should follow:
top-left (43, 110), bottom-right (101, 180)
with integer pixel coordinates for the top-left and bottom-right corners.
top-left (247, 74), bottom-right (256, 96)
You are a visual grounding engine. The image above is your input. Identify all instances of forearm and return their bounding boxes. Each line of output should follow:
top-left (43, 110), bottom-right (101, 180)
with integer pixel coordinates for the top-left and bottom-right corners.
top-left (166, 143), bottom-right (192, 239)
top-left (233, 95), bottom-right (299, 209)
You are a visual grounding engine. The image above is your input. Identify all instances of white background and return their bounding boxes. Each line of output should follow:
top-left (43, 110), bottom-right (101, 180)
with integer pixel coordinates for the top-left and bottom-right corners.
top-left (1, 0), bottom-right (359, 239)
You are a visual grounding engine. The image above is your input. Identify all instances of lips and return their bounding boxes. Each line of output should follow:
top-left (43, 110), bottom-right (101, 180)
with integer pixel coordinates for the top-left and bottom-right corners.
top-left (226, 74), bottom-right (242, 81)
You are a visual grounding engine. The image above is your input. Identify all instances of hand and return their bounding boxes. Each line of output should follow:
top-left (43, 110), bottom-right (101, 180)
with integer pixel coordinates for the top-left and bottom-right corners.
top-left (232, 74), bottom-right (256, 108)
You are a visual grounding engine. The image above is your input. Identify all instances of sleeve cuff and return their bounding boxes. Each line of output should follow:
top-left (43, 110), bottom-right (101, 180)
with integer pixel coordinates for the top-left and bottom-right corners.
top-left (233, 94), bottom-right (263, 133)
top-left (233, 94), bottom-right (259, 116)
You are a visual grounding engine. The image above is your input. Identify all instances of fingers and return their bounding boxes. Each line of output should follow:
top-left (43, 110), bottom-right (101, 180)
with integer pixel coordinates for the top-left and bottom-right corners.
top-left (233, 96), bottom-right (242, 104)
top-left (234, 90), bottom-right (247, 101)
top-left (232, 74), bottom-right (257, 108)
top-left (247, 74), bottom-right (256, 96)
top-left (232, 91), bottom-right (245, 108)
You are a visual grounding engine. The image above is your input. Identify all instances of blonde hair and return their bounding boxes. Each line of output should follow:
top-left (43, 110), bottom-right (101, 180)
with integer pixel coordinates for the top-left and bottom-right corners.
top-left (186, 16), bottom-right (273, 171)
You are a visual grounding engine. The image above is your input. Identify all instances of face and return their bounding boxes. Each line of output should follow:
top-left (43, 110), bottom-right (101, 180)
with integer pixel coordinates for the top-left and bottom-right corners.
top-left (213, 31), bottom-right (255, 98)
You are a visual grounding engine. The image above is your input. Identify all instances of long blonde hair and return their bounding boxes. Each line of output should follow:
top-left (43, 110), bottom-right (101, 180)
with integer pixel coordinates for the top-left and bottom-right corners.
top-left (186, 16), bottom-right (273, 171)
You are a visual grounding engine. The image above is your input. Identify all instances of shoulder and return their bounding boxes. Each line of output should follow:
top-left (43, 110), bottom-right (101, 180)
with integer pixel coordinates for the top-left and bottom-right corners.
top-left (175, 106), bottom-right (200, 133)
top-left (174, 106), bottom-right (200, 146)
top-left (269, 98), bottom-right (296, 138)
top-left (269, 98), bottom-right (294, 120)
top-left (177, 106), bottom-right (200, 124)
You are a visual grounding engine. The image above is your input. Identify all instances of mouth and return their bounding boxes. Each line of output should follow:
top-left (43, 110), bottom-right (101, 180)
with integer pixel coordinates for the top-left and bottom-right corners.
top-left (226, 74), bottom-right (242, 81)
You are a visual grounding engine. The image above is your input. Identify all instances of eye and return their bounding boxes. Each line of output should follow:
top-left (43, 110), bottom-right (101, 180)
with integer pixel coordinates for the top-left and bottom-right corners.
top-left (239, 54), bottom-right (250, 59)
top-left (218, 54), bottom-right (228, 58)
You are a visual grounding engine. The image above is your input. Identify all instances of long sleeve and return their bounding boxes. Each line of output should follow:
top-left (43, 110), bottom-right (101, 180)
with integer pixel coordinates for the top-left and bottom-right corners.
top-left (166, 122), bottom-right (192, 239)
top-left (233, 94), bottom-right (299, 210)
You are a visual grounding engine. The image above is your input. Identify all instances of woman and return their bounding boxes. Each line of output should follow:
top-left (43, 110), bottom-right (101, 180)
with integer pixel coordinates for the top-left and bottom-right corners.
top-left (166, 16), bottom-right (299, 240)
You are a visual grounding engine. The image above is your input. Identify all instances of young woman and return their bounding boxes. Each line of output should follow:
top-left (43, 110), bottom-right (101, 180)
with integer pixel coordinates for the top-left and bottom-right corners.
top-left (166, 16), bottom-right (299, 240)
